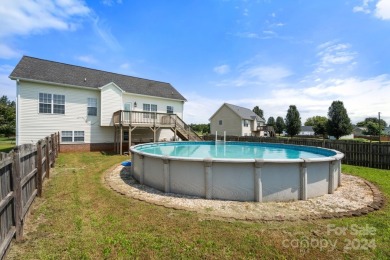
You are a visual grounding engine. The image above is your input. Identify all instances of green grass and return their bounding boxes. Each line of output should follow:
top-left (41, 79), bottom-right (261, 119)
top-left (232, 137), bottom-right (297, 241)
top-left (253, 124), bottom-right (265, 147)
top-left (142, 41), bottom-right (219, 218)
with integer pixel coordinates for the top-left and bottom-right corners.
top-left (8, 153), bottom-right (390, 259)
top-left (0, 136), bottom-right (15, 153)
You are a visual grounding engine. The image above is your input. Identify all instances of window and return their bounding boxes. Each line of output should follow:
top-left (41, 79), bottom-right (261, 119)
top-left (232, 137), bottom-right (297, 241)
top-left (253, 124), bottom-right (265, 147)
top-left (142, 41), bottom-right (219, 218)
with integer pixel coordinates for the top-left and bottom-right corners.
top-left (243, 120), bottom-right (249, 127)
top-left (61, 131), bottom-right (85, 142)
top-left (61, 131), bottom-right (73, 142)
top-left (53, 94), bottom-right (65, 114)
top-left (167, 106), bottom-right (174, 114)
top-left (219, 120), bottom-right (223, 125)
top-left (143, 103), bottom-right (157, 119)
top-left (39, 93), bottom-right (65, 114)
top-left (74, 131), bottom-right (85, 142)
top-left (123, 131), bottom-right (129, 141)
top-left (87, 98), bottom-right (97, 116)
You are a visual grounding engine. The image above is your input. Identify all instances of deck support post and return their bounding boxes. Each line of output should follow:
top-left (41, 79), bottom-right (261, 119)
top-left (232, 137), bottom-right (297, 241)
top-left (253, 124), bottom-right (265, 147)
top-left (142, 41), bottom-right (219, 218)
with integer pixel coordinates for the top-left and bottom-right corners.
top-left (120, 125), bottom-right (123, 155)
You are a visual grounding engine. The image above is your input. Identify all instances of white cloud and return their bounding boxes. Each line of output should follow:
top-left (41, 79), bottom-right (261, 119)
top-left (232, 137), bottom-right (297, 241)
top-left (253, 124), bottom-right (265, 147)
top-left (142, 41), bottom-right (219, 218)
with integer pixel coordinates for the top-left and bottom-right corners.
top-left (185, 75), bottom-right (390, 124)
top-left (0, 65), bottom-right (16, 100)
top-left (92, 17), bottom-right (122, 51)
top-left (76, 55), bottom-right (97, 64)
top-left (315, 41), bottom-right (356, 74)
top-left (0, 0), bottom-right (90, 38)
top-left (353, 0), bottom-right (373, 14)
top-left (101, 0), bottom-right (123, 6)
top-left (0, 43), bottom-right (21, 59)
top-left (375, 0), bottom-right (390, 20)
top-left (353, 0), bottom-right (390, 20)
top-left (214, 64), bottom-right (230, 75)
top-left (239, 65), bottom-right (292, 83)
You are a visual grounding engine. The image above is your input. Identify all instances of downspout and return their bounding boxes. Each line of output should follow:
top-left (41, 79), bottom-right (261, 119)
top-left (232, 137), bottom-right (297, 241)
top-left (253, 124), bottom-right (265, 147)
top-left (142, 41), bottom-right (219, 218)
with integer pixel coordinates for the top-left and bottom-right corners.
top-left (16, 79), bottom-right (20, 145)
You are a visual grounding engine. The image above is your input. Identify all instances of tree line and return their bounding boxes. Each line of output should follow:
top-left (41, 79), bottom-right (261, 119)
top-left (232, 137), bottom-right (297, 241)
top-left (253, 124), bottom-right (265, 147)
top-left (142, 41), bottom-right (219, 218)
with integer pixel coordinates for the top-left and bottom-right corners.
top-left (0, 95), bottom-right (15, 137)
top-left (252, 101), bottom-right (368, 139)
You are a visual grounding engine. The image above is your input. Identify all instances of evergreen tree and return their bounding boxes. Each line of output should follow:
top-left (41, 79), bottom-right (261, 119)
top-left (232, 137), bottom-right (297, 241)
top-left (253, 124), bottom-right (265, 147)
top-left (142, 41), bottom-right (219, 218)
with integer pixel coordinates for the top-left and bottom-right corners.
top-left (252, 106), bottom-right (264, 119)
top-left (275, 116), bottom-right (285, 135)
top-left (326, 101), bottom-right (353, 139)
top-left (284, 105), bottom-right (301, 137)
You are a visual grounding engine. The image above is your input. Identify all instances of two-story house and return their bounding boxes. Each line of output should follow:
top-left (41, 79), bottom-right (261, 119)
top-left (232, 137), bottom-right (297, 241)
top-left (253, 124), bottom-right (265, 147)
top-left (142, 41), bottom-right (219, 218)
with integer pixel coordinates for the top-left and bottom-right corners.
top-left (10, 56), bottom-right (200, 153)
top-left (209, 103), bottom-right (268, 137)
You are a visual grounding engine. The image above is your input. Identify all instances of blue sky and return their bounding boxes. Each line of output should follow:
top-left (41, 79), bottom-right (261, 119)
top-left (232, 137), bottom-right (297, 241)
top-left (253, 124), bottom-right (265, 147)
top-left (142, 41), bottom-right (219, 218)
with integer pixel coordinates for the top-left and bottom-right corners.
top-left (1, 0), bottom-right (390, 124)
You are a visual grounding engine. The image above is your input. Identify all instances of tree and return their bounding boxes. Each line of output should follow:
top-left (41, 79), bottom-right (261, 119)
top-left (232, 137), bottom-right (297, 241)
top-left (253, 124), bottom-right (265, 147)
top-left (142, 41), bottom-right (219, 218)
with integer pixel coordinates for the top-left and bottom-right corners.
top-left (305, 116), bottom-right (328, 137)
top-left (189, 123), bottom-right (210, 134)
top-left (0, 95), bottom-right (16, 137)
top-left (275, 116), bottom-right (285, 135)
top-left (312, 117), bottom-right (328, 138)
top-left (267, 116), bottom-right (275, 126)
top-left (357, 117), bottom-right (387, 129)
top-left (326, 101), bottom-right (353, 140)
top-left (252, 106), bottom-right (264, 119)
top-left (284, 105), bottom-right (301, 137)
top-left (363, 121), bottom-right (381, 136)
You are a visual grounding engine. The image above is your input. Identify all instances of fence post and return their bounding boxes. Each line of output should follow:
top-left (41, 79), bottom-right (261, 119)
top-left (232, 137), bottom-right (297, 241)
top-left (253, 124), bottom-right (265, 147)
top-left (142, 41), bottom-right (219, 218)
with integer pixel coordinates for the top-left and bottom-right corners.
top-left (36, 140), bottom-right (43, 197)
top-left (51, 134), bottom-right (56, 167)
top-left (12, 147), bottom-right (23, 241)
top-left (57, 131), bottom-right (61, 154)
top-left (45, 137), bottom-right (50, 179)
top-left (369, 142), bottom-right (373, 168)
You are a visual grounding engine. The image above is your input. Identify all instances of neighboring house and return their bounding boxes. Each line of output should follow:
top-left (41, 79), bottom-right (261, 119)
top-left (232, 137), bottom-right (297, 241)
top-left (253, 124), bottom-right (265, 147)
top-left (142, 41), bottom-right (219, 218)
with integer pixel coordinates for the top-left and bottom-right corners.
top-left (384, 127), bottom-right (390, 136)
top-left (10, 56), bottom-right (200, 153)
top-left (353, 126), bottom-right (367, 136)
top-left (209, 103), bottom-right (267, 137)
top-left (298, 126), bottom-right (315, 136)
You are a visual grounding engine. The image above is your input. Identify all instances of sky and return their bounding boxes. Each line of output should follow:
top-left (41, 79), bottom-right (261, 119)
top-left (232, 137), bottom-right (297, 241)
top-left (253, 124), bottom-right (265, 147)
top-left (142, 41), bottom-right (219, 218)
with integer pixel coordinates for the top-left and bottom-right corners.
top-left (0, 0), bottom-right (390, 125)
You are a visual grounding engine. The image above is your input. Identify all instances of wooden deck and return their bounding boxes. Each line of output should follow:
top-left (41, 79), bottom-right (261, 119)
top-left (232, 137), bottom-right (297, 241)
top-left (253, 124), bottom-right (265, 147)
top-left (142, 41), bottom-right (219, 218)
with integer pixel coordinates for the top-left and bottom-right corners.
top-left (112, 110), bottom-right (202, 154)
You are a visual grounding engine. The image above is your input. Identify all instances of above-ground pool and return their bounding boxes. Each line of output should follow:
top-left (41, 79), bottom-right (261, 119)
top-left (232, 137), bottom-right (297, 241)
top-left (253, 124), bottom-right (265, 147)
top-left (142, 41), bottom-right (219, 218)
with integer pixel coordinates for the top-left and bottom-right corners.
top-left (130, 142), bottom-right (344, 202)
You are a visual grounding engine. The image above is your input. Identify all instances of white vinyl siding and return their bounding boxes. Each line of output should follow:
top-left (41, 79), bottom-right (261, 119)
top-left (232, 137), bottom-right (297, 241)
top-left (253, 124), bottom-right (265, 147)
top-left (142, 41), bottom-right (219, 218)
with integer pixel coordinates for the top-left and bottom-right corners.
top-left (100, 83), bottom-right (122, 126)
top-left (18, 81), bottom-right (113, 145)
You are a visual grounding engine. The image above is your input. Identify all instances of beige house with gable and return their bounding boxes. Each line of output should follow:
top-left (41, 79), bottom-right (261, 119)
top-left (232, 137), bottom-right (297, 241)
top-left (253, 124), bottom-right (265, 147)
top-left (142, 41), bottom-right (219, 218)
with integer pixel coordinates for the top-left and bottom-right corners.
top-left (209, 103), bottom-right (268, 137)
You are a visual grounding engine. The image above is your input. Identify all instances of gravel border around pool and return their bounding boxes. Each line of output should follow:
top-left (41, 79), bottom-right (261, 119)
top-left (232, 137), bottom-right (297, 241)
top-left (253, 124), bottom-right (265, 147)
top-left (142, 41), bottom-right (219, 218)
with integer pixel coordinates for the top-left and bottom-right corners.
top-left (104, 165), bottom-right (385, 221)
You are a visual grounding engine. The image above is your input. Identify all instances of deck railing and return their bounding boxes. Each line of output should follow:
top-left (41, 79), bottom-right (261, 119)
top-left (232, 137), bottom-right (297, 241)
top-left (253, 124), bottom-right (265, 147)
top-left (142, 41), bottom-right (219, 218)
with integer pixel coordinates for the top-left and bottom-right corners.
top-left (113, 110), bottom-right (201, 141)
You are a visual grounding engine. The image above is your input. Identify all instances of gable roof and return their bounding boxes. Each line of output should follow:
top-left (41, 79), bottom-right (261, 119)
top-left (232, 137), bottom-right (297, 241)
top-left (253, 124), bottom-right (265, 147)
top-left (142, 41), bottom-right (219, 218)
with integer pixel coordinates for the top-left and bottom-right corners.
top-left (9, 56), bottom-right (186, 101)
top-left (210, 103), bottom-right (265, 122)
top-left (300, 126), bottom-right (314, 132)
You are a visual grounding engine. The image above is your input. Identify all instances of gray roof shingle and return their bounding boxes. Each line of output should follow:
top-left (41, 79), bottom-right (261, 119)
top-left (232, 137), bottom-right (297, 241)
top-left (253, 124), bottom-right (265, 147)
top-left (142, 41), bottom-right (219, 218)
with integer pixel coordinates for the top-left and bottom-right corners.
top-left (225, 103), bottom-right (265, 121)
top-left (9, 56), bottom-right (187, 101)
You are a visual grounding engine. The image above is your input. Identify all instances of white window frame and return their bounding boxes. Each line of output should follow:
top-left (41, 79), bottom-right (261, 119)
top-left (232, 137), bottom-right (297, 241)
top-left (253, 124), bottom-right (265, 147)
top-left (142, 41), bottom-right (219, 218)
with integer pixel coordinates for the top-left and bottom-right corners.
top-left (39, 93), bottom-right (65, 114)
top-left (167, 106), bottom-right (174, 114)
top-left (243, 120), bottom-right (249, 127)
top-left (61, 131), bottom-right (85, 143)
top-left (87, 98), bottom-right (97, 116)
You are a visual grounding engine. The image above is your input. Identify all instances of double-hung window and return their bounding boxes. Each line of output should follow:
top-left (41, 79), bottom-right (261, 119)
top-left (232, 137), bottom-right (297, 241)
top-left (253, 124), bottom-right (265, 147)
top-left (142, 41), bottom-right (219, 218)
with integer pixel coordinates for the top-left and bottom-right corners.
top-left (61, 131), bottom-right (85, 142)
top-left (87, 98), bottom-right (97, 116)
top-left (143, 104), bottom-right (157, 119)
top-left (167, 106), bottom-right (174, 114)
top-left (39, 93), bottom-right (65, 114)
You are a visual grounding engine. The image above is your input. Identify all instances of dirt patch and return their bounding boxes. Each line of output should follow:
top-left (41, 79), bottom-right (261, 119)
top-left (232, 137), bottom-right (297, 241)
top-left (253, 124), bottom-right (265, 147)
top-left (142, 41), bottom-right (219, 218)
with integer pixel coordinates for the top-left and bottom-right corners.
top-left (105, 166), bottom-right (384, 221)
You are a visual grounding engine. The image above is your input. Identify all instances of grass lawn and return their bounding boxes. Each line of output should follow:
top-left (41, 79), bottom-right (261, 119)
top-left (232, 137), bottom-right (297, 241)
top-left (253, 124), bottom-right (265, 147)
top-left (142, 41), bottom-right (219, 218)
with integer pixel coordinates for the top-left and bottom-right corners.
top-left (7, 152), bottom-right (390, 259)
top-left (0, 136), bottom-right (15, 153)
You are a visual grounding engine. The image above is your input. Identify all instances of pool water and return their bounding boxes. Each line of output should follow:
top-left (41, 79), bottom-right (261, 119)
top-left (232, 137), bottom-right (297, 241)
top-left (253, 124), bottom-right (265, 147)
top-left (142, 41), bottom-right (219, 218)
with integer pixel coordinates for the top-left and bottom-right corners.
top-left (135, 141), bottom-right (336, 160)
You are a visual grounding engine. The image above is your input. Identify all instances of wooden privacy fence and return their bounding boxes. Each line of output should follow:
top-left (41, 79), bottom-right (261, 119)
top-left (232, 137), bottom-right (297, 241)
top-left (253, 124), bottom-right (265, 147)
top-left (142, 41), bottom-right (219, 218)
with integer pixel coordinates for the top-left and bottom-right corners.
top-left (0, 132), bottom-right (59, 259)
top-left (205, 135), bottom-right (390, 170)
